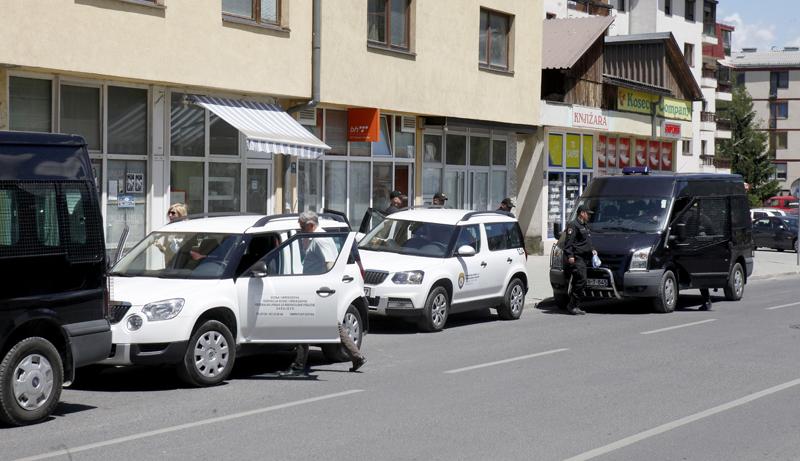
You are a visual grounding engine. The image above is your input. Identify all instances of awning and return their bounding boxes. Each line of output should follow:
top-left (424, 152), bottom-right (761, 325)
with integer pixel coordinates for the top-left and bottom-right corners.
top-left (191, 95), bottom-right (329, 159)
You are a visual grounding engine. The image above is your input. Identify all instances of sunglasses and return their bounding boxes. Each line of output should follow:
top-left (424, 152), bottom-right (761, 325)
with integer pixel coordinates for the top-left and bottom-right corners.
top-left (168, 211), bottom-right (177, 216)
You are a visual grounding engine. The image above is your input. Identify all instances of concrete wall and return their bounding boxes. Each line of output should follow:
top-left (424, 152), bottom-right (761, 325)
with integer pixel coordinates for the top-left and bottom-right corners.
top-left (516, 131), bottom-right (544, 253)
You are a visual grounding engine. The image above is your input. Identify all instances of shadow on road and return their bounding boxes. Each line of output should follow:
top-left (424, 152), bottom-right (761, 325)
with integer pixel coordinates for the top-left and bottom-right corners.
top-left (367, 307), bottom-right (499, 335)
top-left (536, 293), bottom-right (726, 316)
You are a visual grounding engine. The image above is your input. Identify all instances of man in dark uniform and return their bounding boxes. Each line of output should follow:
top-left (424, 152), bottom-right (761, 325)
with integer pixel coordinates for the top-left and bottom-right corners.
top-left (563, 205), bottom-right (596, 315)
top-left (498, 197), bottom-right (515, 214)
top-left (385, 190), bottom-right (404, 215)
top-left (432, 192), bottom-right (448, 207)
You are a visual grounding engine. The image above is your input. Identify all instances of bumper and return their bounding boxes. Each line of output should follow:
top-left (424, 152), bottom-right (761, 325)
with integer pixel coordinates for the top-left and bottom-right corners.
top-left (64, 319), bottom-right (112, 368)
top-left (365, 292), bottom-right (424, 318)
top-left (550, 268), bottom-right (664, 299)
top-left (103, 341), bottom-right (189, 366)
top-left (745, 256), bottom-right (754, 278)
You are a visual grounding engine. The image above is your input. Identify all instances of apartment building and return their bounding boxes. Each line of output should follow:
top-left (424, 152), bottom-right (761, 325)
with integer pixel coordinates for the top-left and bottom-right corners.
top-left (0, 0), bottom-right (543, 252)
top-left (731, 48), bottom-right (800, 196)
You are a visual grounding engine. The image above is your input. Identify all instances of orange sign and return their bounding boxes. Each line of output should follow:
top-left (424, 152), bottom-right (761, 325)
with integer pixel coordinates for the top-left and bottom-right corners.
top-left (348, 108), bottom-right (380, 142)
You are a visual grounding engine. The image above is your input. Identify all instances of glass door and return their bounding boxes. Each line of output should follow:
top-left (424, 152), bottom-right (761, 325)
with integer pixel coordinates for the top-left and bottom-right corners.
top-left (444, 170), bottom-right (466, 209)
top-left (470, 171), bottom-right (489, 211)
top-left (246, 166), bottom-right (271, 214)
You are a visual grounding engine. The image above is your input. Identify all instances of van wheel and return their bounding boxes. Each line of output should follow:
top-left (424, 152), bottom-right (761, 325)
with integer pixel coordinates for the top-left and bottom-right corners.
top-left (724, 263), bottom-right (745, 301)
top-left (322, 304), bottom-right (363, 362)
top-left (497, 278), bottom-right (525, 320)
top-left (0, 337), bottom-right (63, 426)
top-left (418, 286), bottom-right (449, 332)
top-left (652, 271), bottom-right (677, 313)
top-left (178, 320), bottom-right (235, 387)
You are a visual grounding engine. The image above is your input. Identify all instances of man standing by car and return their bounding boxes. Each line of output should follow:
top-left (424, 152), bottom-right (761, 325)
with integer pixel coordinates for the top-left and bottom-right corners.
top-left (563, 205), bottom-right (596, 315)
top-left (385, 190), bottom-right (404, 215)
top-left (498, 197), bottom-right (515, 215)
top-left (432, 192), bottom-right (448, 207)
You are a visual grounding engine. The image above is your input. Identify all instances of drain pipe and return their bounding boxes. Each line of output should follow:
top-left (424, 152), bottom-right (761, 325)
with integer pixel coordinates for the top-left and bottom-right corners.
top-left (288, 0), bottom-right (321, 114)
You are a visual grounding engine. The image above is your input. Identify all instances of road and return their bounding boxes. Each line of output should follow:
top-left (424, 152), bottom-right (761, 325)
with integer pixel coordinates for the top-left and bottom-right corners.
top-left (3, 276), bottom-right (800, 461)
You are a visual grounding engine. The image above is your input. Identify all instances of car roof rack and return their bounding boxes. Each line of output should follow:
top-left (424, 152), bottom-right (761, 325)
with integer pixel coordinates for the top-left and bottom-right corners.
top-left (167, 212), bottom-right (259, 224)
top-left (461, 210), bottom-right (515, 221)
top-left (252, 210), bottom-right (350, 228)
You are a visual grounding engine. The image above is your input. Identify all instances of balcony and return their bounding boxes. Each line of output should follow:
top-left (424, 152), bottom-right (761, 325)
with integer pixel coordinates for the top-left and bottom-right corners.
top-left (716, 81), bottom-right (733, 101)
top-left (702, 23), bottom-right (718, 45)
top-left (701, 68), bottom-right (718, 88)
top-left (716, 117), bottom-right (732, 139)
top-left (567, 0), bottom-right (612, 16)
top-left (701, 154), bottom-right (732, 170)
top-left (701, 111), bottom-right (717, 131)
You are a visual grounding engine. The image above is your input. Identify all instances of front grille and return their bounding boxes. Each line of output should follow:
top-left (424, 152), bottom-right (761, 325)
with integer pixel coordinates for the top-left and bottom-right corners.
top-left (108, 302), bottom-right (132, 324)
top-left (364, 270), bottom-right (389, 285)
top-left (598, 254), bottom-right (628, 273)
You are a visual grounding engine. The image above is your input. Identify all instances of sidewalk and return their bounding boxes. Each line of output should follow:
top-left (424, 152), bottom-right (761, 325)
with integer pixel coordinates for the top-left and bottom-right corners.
top-left (526, 246), bottom-right (800, 303)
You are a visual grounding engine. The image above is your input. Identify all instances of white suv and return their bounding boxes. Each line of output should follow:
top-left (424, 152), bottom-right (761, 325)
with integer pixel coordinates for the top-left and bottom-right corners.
top-left (358, 209), bottom-right (529, 331)
top-left (105, 213), bottom-right (367, 386)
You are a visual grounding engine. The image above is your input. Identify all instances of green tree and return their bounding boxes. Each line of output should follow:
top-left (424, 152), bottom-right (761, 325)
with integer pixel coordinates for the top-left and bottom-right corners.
top-left (717, 85), bottom-right (779, 206)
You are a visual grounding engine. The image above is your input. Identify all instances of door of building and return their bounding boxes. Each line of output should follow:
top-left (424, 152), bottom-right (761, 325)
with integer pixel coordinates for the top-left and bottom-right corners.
top-left (245, 165), bottom-right (272, 215)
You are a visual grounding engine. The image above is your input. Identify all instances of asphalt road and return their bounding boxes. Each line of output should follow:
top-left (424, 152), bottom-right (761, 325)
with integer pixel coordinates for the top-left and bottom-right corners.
top-left (3, 276), bottom-right (800, 461)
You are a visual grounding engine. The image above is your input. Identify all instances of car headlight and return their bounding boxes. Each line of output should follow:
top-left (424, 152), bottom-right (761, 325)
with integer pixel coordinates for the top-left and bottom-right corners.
top-left (142, 298), bottom-right (185, 321)
top-left (392, 271), bottom-right (424, 284)
top-left (629, 247), bottom-right (651, 272)
top-left (551, 245), bottom-right (563, 270)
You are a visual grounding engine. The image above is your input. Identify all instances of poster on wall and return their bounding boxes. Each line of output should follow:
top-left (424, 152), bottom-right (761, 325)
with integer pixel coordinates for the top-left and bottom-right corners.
top-left (635, 139), bottom-right (648, 167)
top-left (607, 137), bottom-right (618, 169)
top-left (566, 134), bottom-right (581, 169)
top-left (597, 135), bottom-right (607, 168)
top-left (548, 134), bottom-right (563, 167)
top-left (661, 142), bottom-right (674, 171)
top-left (618, 138), bottom-right (631, 168)
top-left (648, 141), bottom-right (661, 170)
top-left (582, 135), bottom-right (594, 169)
top-left (125, 173), bottom-right (144, 194)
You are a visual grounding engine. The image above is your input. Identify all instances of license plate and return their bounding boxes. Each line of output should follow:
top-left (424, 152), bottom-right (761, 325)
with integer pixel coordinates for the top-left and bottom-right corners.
top-left (364, 287), bottom-right (372, 297)
top-left (586, 279), bottom-right (608, 288)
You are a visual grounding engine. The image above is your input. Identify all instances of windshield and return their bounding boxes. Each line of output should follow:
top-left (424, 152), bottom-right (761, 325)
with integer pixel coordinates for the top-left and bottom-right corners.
top-left (359, 218), bottom-right (456, 258)
top-left (110, 232), bottom-right (242, 279)
top-left (575, 197), bottom-right (671, 234)
top-left (783, 216), bottom-right (798, 229)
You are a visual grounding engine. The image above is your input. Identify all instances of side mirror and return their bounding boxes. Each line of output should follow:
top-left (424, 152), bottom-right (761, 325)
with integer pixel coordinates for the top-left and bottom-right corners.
top-left (553, 222), bottom-right (562, 237)
top-left (673, 223), bottom-right (687, 241)
top-left (456, 245), bottom-right (477, 257)
top-left (250, 260), bottom-right (268, 278)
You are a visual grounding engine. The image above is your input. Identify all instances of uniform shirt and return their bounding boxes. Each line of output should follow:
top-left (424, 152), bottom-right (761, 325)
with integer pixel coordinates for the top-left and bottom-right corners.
top-left (563, 218), bottom-right (593, 259)
top-left (385, 205), bottom-right (401, 215)
top-left (302, 228), bottom-right (338, 275)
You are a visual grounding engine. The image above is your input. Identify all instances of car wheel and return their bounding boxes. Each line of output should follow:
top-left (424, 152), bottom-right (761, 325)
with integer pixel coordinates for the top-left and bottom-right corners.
top-left (724, 262), bottom-right (745, 301)
top-left (322, 304), bottom-right (363, 363)
top-left (497, 278), bottom-right (525, 320)
top-left (652, 271), bottom-right (677, 313)
top-left (0, 337), bottom-right (63, 426)
top-left (418, 286), bottom-right (449, 332)
top-left (178, 320), bottom-right (235, 387)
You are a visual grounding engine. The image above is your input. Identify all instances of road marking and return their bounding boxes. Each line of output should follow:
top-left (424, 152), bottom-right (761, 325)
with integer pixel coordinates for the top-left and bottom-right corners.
top-left (640, 319), bottom-right (716, 335)
top-left (14, 389), bottom-right (364, 461)
top-left (564, 377), bottom-right (800, 461)
top-left (444, 348), bottom-right (569, 374)
top-left (765, 301), bottom-right (800, 310)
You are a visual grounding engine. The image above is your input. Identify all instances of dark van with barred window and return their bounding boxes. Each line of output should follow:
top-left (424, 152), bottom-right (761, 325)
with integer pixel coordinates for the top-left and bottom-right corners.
top-left (0, 131), bottom-right (111, 426)
top-left (550, 172), bottom-right (754, 313)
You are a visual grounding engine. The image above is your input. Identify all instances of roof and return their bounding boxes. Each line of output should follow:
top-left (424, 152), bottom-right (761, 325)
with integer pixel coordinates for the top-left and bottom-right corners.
top-left (542, 16), bottom-right (614, 70)
top-left (158, 215), bottom-right (347, 234)
top-left (730, 49), bottom-right (800, 68)
top-left (386, 208), bottom-right (517, 226)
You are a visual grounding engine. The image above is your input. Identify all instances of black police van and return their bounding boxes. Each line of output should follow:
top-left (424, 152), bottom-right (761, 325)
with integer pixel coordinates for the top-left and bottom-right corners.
top-left (0, 131), bottom-right (111, 425)
top-left (550, 171), bottom-right (753, 313)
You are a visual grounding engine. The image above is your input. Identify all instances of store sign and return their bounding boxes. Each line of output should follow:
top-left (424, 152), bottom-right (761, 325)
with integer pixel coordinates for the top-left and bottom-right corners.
top-left (347, 108), bottom-right (380, 142)
top-left (617, 88), bottom-right (692, 121)
top-left (660, 97), bottom-right (692, 121)
top-left (662, 121), bottom-right (682, 138)
top-left (572, 106), bottom-right (608, 130)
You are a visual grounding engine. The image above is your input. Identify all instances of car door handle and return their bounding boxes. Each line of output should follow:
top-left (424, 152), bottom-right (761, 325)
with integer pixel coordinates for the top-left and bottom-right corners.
top-left (342, 275), bottom-right (354, 283)
top-left (316, 287), bottom-right (336, 296)
top-left (506, 257), bottom-right (513, 263)
top-left (480, 261), bottom-right (487, 268)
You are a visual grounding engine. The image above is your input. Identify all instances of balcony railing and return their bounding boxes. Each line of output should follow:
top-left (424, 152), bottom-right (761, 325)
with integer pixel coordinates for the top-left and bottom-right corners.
top-left (718, 81), bottom-right (732, 94)
top-left (716, 117), bottom-right (732, 131)
top-left (701, 155), bottom-right (732, 169)
top-left (701, 111), bottom-right (716, 123)
top-left (702, 68), bottom-right (716, 79)
top-left (703, 22), bottom-right (716, 36)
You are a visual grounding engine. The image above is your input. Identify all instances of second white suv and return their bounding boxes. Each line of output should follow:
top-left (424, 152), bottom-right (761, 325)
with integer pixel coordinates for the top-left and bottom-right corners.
top-left (358, 209), bottom-right (529, 331)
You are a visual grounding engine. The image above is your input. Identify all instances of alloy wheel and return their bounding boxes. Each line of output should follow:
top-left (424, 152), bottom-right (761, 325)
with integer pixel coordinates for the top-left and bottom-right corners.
top-left (431, 293), bottom-right (448, 329)
top-left (510, 284), bottom-right (524, 316)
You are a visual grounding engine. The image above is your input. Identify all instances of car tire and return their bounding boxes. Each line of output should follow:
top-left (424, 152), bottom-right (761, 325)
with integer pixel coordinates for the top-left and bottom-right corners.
top-left (652, 270), bottom-right (678, 313)
top-left (418, 286), bottom-right (449, 332)
top-left (322, 304), bottom-right (363, 363)
top-left (497, 278), bottom-right (525, 320)
top-left (0, 337), bottom-right (63, 426)
top-left (177, 320), bottom-right (235, 387)
top-left (724, 262), bottom-right (745, 301)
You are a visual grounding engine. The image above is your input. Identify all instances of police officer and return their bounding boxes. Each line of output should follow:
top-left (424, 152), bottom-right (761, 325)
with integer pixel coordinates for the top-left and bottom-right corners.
top-left (497, 197), bottom-right (515, 215)
top-left (385, 191), bottom-right (404, 215)
top-left (432, 192), bottom-right (448, 207)
top-left (563, 205), bottom-right (596, 315)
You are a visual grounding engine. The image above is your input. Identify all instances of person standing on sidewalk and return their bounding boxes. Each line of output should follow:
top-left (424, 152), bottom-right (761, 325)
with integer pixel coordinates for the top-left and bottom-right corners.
top-left (563, 205), bottom-right (596, 315)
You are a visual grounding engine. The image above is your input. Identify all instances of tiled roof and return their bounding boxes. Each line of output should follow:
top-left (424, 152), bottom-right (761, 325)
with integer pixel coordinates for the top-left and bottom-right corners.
top-left (542, 16), bottom-right (614, 70)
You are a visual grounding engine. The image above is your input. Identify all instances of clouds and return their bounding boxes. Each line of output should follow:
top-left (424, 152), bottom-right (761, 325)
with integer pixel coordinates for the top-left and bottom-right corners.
top-left (723, 12), bottom-right (779, 51)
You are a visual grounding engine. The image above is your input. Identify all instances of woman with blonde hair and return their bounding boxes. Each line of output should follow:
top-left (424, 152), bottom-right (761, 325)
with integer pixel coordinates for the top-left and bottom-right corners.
top-left (167, 203), bottom-right (188, 222)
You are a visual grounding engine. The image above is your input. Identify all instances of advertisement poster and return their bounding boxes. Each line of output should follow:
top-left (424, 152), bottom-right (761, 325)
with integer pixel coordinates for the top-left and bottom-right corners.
top-left (607, 137), bottom-right (617, 169)
top-left (661, 142), bottom-right (674, 171)
top-left (618, 138), bottom-right (631, 168)
top-left (582, 135), bottom-right (593, 169)
top-left (566, 134), bottom-right (581, 169)
top-left (635, 139), bottom-right (648, 167)
top-left (597, 135), bottom-right (607, 168)
top-left (548, 134), bottom-right (563, 167)
top-left (648, 140), bottom-right (661, 170)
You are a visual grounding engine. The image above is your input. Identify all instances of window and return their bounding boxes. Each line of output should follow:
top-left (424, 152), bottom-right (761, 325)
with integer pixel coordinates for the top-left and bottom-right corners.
top-left (479, 8), bottom-right (512, 71)
top-left (682, 140), bottom-right (691, 156)
top-left (617, 0), bottom-right (626, 12)
top-left (484, 222), bottom-right (523, 251)
top-left (108, 86), bottom-right (148, 155)
top-left (546, 12), bottom-right (557, 19)
top-left (775, 163), bottom-right (788, 181)
top-left (60, 84), bottom-right (101, 151)
top-left (9, 77), bottom-right (52, 132)
top-left (455, 225), bottom-right (481, 252)
top-left (222, 0), bottom-right (280, 25)
top-left (680, 198), bottom-right (729, 240)
top-left (736, 72), bottom-right (745, 87)
top-left (722, 29), bottom-right (732, 56)
top-left (685, 0), bottom-right (695, 21)
top-left (368, 0), bottom-right (410, 50)
top-left (701, 140), bottom-right (707, 156)
top-left (771, 101), bottom-right (789, 120)
top-left (771, 71), bottom-right (789, 90)
top-left (684, 43), bottom-right (695, 67)
top-left (665, 0), bottom-right (672, 15)
top-left (772, 132), bottom-right (788, 150)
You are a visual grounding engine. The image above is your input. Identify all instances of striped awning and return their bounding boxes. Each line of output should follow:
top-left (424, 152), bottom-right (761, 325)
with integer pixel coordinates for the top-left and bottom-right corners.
top-left (191, 95), bottom-right (329, 159)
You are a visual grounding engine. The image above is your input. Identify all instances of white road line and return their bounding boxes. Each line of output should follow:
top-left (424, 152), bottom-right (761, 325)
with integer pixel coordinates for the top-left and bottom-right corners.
top-left (444, 348), bottom-right (569, 374)
top-left (14, 389), bottom-right (364, 461)
top-left (564, 377), bottom-right (800, 461)
top-left (640, 319), bottom-right (717, 335)
top-left (765, 301), bottom-right (800, 311)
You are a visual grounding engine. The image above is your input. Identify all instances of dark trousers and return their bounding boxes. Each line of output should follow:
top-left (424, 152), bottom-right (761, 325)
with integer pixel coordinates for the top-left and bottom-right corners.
top-left (291, 344), bottom-right (309, 370)
top-left (700, 288), bottom-right (711, 302)
top-left (567, 257), bottom-right (588, 307)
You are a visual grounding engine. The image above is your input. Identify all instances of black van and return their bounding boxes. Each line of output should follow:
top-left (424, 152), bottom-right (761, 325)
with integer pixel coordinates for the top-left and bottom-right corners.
top-left (550, 172), bottom-right (754, 313)
top-left (0, 131), bottom-right (111, 425)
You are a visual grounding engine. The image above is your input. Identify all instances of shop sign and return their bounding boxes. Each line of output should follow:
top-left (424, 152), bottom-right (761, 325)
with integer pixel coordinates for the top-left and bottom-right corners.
top-left (662, 121), bottom-right (682, 138)
top-left (660, 97), bottom-right (692, 121)
top-left (571, 106), bottom-right (608, 130)
top-left (617, 88), bottom-right (692, 121)
top-left (347, 108), bottom-right (380, 142)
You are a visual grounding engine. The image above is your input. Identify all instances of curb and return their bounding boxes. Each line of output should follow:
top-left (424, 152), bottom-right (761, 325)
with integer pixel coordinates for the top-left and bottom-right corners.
top-left (750, 271), bottom-right (800, 281)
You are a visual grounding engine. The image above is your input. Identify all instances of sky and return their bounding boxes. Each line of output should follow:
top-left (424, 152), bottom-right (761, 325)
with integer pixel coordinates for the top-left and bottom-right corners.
top-left (719, 0), bottom-right (800, 52)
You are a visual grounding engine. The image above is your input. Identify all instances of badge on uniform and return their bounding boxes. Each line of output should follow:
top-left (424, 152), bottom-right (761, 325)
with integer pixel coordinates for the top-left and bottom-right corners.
top-left (567, 228), bottom-right (573, 235)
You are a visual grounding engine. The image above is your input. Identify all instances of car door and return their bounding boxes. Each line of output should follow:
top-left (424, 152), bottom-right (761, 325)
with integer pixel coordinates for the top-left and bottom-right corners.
top-left (358, 208), bottom-right (387, 235)
top-left (772, 217), bottom-right (793, 250)
top-left (451, 224), bottom-right (486, 305)
top-left (752, 218), bottom-right (771, 247)
top-left (671, 197), bottom-right (731, 288)
top-left (482, 222), bottom-right (521, 297)
top-left (235, 232), bottom-right (354, 343)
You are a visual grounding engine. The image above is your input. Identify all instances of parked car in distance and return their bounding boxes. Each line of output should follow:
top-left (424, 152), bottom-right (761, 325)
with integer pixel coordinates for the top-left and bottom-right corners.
top-left (550, 172), bottom-right (753, 313)
top-left (750, 207), bottom-right (786, 221)
top-left (753, 215), bottom-right (798, 252)
top-left (764, 195), bottom-right (799, 213)
top-left (358, 208), bottom-right (528, 332)
top-left (0, 131), bottom-right (111, 426)
top-left (105, 214), bottom-right (368, 387)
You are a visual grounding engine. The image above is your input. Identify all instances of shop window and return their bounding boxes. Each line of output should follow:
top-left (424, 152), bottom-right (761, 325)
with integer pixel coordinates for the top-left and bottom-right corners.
top-left (372, 163), bottom-right (393, 211)
top-left (325, 160), bottom-right (347, 214)
top-left (222, 0), bottom-right (280, 25)
top-left (367, 0), bottom-right (411, 50)
top-left (297, 160), bottom-right (321, 213)
top-left (170, 161), bottom-right (204, 218)
top-left (170, 93), bottom-right (205, 157)
top-left (349, 162), bottom-right (371, 225)
top-left (208, 163), bottom-right (241, 212)
top-left (373, 116), bottom-right (393, 157)
top-left (446, 134), bottom-right (467, 165)
top-left (247, 168), bottom-right (270, 214)
top-left (423, 134), bottom-right (442, 163)
top-left (9, 76), bottom-right (52, 133)
top-left (492, 139), bottom-right (507, 166)
top-left (471, 171), bottom-right (489, 210)
top-left (61, 84), bottom-right (101, 151)
top-left (479, 8), bottom-right (512, 71)
top-left (470, 137), bottom-right (490, 166)
top-left (394, 117), bottom-right (415, 158)
top-left (491, 171), bottom-right (507, 208)
top-left (108, 86), bottom-right (148, 155)
top-left (210, 114), bottom-right (239, 155)
top-left (108, 159), bottom-right (147, 255)
top-left (325, 109), bottom-right (348, 155)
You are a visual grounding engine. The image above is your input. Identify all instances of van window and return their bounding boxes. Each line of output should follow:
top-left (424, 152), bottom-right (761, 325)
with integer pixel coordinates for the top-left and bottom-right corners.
top-left (680, 198), bottom-right (730, 239)
top-left (485, 222), bottom-right (522, 251)
top-left (730, 196), bottom-right (750, 229)
top-left (33, 184), bottom-right (60, 248)
top-left (0, 189), bottom-right (19, 246)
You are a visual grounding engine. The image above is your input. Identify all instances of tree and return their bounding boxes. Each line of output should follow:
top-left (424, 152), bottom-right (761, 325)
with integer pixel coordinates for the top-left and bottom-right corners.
top-left (717, 85), bottom-right (780, 206)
